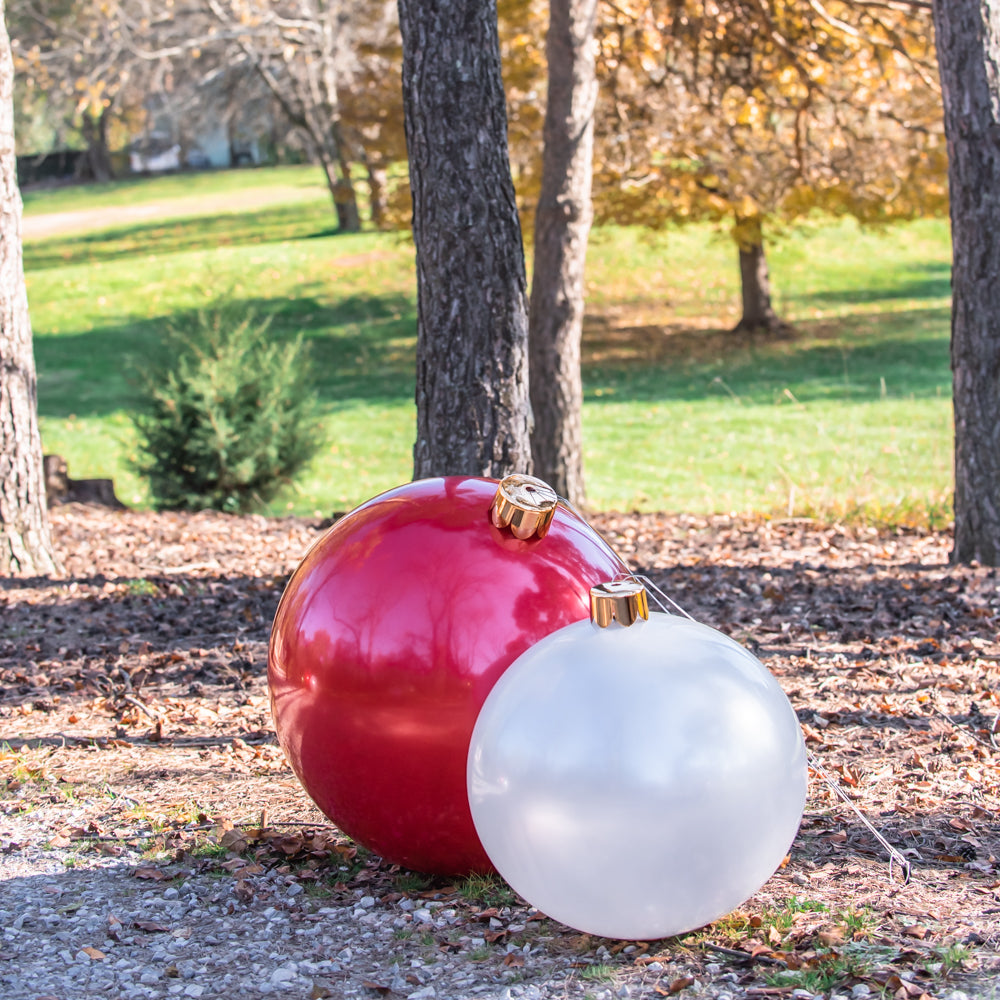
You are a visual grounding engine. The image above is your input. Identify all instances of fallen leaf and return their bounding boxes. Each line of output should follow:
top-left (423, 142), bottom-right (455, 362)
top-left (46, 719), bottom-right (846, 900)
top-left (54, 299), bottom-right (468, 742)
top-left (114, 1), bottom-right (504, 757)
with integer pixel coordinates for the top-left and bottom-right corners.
top-left (133, 920), bottom-right (170, 933)
top-left (132, 867), bottom-right (169, 881)
top-left (816, 929), bottom-right (845, 946)
top-left (884, 974), bottom-right (927, 998)
top-left (219, 829), bottom-right (248, 852)
top-left (664, 976), bottom-right (696, 995)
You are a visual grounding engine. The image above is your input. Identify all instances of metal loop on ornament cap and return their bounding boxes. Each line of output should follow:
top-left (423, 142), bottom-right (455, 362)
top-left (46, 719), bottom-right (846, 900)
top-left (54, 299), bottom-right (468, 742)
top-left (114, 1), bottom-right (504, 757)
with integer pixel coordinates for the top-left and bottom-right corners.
top-left (590, 580), bottom-right (650, 628)
top-left (490, 474), bottom-right (559, 540)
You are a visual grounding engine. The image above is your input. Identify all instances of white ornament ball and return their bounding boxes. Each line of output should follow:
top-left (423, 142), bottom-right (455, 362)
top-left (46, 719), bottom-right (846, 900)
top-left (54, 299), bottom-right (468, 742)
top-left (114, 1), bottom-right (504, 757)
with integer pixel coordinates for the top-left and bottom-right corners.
top-left (467, 612), bottom-right (808, 940)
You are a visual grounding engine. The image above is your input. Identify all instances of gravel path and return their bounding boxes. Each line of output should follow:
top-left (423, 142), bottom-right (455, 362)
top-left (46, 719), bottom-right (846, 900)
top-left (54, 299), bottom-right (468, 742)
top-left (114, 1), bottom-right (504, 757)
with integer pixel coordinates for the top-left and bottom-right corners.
top-left (0, 829), bottom-right (712, 1000)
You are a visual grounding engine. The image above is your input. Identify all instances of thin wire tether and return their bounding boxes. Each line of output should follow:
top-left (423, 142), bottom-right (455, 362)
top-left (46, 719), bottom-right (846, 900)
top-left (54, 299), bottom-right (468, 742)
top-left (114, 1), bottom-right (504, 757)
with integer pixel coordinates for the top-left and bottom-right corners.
top-left (557, 493), bottom-right (912, 885)
top-left (630, 573), bottom-right (697, 621)
top-left (807, 752), bottom-right (912, 885)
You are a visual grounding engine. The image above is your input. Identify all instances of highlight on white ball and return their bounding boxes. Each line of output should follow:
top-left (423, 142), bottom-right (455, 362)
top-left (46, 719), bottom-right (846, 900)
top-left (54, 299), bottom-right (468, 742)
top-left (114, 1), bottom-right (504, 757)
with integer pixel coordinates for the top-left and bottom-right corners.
top-left (467, 594), bottom-right (808, 941)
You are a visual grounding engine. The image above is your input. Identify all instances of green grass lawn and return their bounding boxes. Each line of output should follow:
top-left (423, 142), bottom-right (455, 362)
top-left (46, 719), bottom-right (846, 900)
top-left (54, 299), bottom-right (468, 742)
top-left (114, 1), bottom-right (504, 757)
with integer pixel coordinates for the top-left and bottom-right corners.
top-left (23, 166), bottom-right (953, 524)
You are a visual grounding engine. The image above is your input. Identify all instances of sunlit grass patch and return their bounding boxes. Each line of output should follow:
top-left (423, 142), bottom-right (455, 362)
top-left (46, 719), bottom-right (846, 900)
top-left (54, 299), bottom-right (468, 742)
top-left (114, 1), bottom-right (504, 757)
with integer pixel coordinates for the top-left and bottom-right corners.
top-left (24, 173), bottom-right (954, 525)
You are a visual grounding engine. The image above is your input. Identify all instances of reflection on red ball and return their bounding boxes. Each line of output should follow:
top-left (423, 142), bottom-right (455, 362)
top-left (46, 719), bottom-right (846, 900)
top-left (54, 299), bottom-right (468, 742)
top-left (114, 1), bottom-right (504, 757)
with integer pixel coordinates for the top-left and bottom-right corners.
top-left (268, 476), bottom-right (626, 874)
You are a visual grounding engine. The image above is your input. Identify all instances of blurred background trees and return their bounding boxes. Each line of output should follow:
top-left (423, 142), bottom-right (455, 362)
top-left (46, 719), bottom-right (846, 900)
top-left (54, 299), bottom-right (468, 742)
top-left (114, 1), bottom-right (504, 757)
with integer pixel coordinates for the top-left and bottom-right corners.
top-left (12, 0), bottom-right (996, 566)
top-left (7, 1), bottom-right (947, 261)
top-left (589, 0), bottom-right (945, 333)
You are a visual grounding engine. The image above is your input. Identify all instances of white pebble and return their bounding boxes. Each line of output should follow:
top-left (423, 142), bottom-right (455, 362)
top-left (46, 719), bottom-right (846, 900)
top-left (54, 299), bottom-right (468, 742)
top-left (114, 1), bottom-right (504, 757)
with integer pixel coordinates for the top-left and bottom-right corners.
top-left (270, 966), bottom-right (296, 985)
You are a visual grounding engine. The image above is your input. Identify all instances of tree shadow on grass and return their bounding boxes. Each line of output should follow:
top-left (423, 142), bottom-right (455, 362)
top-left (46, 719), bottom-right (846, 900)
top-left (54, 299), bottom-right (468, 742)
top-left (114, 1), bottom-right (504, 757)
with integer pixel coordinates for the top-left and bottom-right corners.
top-left (582, 305), bottom-right (951, 405)
top-left (34, 293), bottom-right (417, 420)
top-left (783, 262), bottom-right (952, 309)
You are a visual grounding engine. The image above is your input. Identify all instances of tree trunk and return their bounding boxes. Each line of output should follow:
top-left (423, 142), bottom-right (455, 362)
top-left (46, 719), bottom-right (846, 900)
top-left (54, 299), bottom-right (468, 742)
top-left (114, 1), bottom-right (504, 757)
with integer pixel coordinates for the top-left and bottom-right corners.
top-left (76, 109), bottom-right (114, 183)
top-left (734, 216), bottom-right (783, 334)
top-left (932, 0), bottom-right (1000, 565)
top-left (0, 4), bottom-right (60, 577)
top-left (398, 0), bottom-right (532, 479)
top-left (334, 175), bottom-right (361, 233)
top-left (365, 161), bottom-right (388, 230)
top-left (528, 0), bottom-right (597, 508)
top-left (319, 156), bottom-right (361, 233)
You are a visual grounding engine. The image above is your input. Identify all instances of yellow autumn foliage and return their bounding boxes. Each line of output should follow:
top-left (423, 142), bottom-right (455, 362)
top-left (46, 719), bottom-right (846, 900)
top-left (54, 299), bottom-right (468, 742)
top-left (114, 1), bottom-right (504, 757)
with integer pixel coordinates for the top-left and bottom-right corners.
top-left (583, 0), bottom-right (946, 242)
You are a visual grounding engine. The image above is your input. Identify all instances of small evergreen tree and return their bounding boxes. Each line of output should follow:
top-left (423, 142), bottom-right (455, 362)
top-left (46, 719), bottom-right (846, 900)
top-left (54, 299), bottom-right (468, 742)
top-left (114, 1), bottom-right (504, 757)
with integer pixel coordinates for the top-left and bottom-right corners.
top-left (132, 305), bottom-right (322, 512)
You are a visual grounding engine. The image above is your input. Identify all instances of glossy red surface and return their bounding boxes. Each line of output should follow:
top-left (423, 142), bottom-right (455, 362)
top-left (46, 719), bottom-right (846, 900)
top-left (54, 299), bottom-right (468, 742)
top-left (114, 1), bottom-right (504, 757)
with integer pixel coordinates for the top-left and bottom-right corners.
top-left (268, 476), bottom-right (626, 874)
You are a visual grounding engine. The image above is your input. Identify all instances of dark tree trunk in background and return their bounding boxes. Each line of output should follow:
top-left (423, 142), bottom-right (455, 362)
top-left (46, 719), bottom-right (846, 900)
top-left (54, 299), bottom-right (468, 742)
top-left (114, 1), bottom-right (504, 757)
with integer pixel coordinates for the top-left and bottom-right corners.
top-left (398, 0), bottom-right (532, 478)
top-left (528, 0), bottom-right (597, 508)
top-left (734, 216), bottom-right (782, 334)
top-left (76, 109), bottom-right (114, 182)
top-left (365, 161), bottom-right (388, 230)
top-left (933, 0), bottom-right (1000, 565)
top-left (320, 156), bottom-right (361, 233)
top-left (0, 2), bottom-right (60, 577)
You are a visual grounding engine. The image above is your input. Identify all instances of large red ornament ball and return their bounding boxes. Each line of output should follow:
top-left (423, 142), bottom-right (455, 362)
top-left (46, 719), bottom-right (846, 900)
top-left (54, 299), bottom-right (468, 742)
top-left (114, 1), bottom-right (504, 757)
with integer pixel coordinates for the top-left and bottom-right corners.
top-left (268, 476), bottom-right (627, 874)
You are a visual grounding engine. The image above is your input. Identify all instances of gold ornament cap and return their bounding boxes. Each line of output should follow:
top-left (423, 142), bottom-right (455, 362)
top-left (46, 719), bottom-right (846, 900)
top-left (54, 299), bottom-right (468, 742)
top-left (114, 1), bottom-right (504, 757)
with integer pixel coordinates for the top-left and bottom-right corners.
top-left (490, 474), bottom-right (559, 540)
top-left (590, 580), bottom-right (650, 628)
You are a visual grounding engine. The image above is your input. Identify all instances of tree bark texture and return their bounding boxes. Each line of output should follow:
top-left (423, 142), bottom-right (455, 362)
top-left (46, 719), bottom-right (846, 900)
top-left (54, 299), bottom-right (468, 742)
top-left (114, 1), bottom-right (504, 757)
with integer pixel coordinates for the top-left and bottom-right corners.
top-left (528, 0), bottom-right (597, 508)
top-left (933, 0), bottom-right (1000, 565)
top-left (734, 217), bottom-right (781, 334)
top-left (0, 3), bottom-right (59, 577)
top-left (398, 0), bottom-right (532, 479)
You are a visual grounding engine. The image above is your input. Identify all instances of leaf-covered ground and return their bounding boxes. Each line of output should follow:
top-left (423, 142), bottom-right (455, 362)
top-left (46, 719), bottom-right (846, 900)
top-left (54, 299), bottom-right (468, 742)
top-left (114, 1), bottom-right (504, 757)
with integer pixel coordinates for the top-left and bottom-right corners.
top-left (2, 504), bottom-right (998, 999)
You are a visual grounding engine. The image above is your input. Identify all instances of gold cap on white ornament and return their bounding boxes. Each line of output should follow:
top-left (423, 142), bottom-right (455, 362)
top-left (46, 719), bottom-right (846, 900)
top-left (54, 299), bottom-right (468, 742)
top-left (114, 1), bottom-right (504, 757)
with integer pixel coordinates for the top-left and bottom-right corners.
top-left (590, 580), bottom-right (650, 628)
top-left (490, 474), bottom-right (559, 540)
